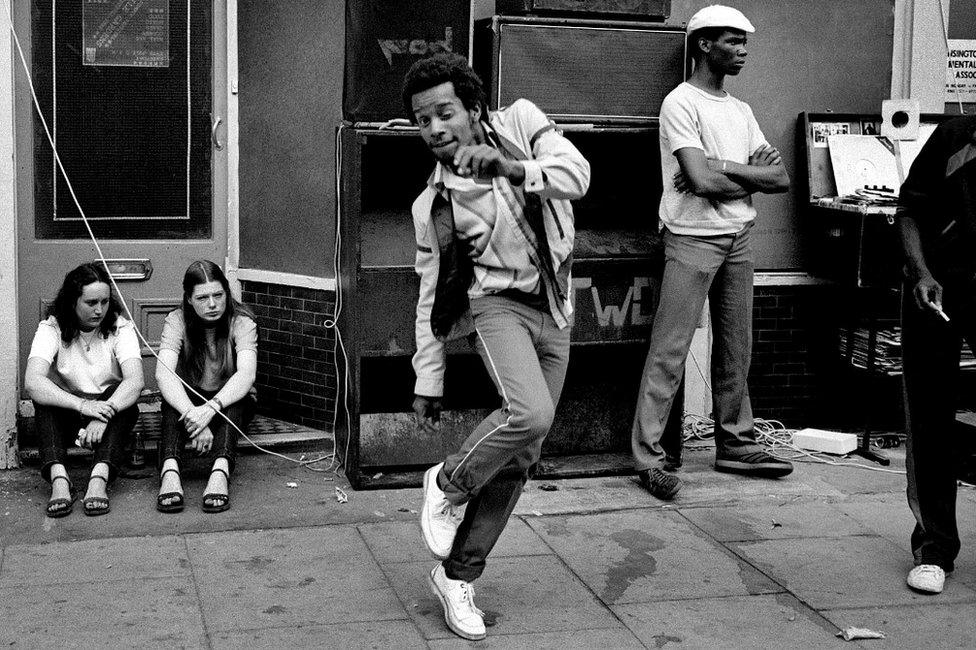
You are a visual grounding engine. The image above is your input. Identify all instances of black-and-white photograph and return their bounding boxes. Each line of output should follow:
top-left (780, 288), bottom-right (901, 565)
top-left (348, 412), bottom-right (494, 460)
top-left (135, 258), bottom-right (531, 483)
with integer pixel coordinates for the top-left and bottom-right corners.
top-left (1, 1), bottom-right (975, 647)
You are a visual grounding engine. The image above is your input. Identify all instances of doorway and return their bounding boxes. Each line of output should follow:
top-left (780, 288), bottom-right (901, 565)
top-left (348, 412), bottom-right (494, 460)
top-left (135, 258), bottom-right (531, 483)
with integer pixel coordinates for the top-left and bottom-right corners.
top-left (17, 0), bottom-right (231, 392)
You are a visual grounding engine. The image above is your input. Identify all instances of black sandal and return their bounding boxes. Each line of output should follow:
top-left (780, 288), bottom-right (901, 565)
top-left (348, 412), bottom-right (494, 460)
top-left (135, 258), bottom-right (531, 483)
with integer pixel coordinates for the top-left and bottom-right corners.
top-left (46, 475), bottom-right (75, 518)
top-left (156, 467), bottom-right (185, 513)
top-left (202, 467), bottom-right (230, 513)
top-left (83, 475), bottom-right (110, 516)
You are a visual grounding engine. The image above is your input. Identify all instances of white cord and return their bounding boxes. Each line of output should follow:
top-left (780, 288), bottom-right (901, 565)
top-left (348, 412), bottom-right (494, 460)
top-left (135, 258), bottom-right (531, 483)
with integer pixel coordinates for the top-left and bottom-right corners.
top-left (681, 413), bottom-right (907, 475)
top-left (7, 14), bottom-right (338, 474)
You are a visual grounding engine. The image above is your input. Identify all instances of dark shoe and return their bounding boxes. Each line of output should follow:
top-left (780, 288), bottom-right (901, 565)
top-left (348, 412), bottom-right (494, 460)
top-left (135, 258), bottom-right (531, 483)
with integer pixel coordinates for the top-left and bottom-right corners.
top-left (156, 467), bottom-right (185, 513)
top-left (46, 475), bottom-right (75, 518)
top-left (637, 468), bottom-right (681, 501)
top-left (202, 467), bottom-right (230, 513)
top-left (82, 475), bottom-right (111, 516)
top-left (715, 450), bottom-right (793, 478)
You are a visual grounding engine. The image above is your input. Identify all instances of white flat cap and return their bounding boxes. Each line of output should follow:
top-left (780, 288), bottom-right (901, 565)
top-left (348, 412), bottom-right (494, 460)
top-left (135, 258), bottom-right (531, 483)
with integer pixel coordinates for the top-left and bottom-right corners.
top-left (686, 5), bottom-right (755, 33)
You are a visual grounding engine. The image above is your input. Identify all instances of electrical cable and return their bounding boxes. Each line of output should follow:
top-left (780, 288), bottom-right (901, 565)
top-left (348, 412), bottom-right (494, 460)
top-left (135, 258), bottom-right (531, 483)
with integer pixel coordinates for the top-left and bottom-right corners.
top-left (7, 13), bottom-right (340, 474)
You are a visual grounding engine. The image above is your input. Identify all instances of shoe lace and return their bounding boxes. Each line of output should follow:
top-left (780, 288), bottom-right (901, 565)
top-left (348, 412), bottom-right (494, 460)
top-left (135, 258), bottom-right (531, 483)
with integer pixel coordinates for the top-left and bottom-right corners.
top-left (460, 581), bottom-right (484, 617)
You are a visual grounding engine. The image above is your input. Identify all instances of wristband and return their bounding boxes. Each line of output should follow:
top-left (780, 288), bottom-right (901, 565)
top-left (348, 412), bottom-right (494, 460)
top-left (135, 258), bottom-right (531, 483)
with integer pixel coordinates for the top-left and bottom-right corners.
top-left (722, 160), bottom-right (728, 173)
top-left (210, 397), bottom-right (224, 412)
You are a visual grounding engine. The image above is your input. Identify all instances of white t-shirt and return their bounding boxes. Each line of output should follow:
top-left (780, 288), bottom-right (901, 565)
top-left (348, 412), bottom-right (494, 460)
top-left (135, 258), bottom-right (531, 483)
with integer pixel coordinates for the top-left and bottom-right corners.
top-left (28, 316), bottom-right (142, 396)
top-left (658, 82), bottom-right (767, 236)
top-left (158, 309), bottom-right (258, 391)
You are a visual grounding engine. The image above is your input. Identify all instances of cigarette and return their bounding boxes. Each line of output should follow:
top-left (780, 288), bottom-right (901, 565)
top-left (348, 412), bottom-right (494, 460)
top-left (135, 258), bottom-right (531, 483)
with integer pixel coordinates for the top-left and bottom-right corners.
top-left (935, 307), bottom-right (950, 322)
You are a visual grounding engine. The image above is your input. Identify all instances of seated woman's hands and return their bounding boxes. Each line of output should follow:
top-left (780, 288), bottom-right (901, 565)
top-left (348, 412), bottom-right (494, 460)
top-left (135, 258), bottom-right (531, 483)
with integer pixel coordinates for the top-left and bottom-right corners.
top-left (189, 426), bottom-right (213, 454)
top-left (180, 403), bottom-right (216, 437)
top-left (77, 419), bottom-right (108, 449)
top-left (80, 399), bottom-right (116, 422)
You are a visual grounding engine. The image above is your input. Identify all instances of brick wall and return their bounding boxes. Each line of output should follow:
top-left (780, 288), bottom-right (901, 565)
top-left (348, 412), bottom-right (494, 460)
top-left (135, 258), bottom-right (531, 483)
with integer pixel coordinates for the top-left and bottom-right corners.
top-left (749, 284), bottom-right (841, 428)
top-left (240, 281), bottom-right (337, 429)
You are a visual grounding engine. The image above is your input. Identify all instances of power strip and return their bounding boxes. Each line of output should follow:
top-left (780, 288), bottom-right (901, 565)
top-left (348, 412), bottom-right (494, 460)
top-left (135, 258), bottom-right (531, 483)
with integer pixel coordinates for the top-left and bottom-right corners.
top-left (792, 428), bottom-right (858, 455)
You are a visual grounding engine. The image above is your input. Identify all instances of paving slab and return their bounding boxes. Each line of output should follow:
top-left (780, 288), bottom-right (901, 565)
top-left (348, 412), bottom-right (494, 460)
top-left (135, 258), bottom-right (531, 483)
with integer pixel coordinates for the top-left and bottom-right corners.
top-left (515, 458), bottom-right (834, 516)
top-left (383, 556), bottom-right (624, 640)
top-left (0, 576), bottom-right (206, 648)
top-left (730, 535), bottom-right (976, 610)
top-left (835, 491), bottom-right (976, 559)
top-left (427, 628), bottom-right (645, 649)
top-left (0, 534), bottom-right (190, 587)
top-left (357, 517), bottom-right (551, 565)
top-left (791, 452), bottom-right (908, 497)
top-left (526, 509), bottom-right (781, 605)
top-left (185, 527), bottom-right (406, 632)
top-left (612, 593), bottom-right (848, 650)
top-left (211, 620), bottom-right (428, 649)
top-left (821, 602), bottom-right (976, 649)
top-left (679, 501), bottom-right (871, 542)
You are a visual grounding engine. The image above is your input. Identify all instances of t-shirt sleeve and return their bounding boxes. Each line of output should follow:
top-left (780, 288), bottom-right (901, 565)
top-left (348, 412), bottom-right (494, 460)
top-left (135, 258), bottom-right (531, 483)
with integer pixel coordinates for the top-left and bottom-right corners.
top-left (660, 92), bottom-right (704, 153)
top-left (232, 316), bottom-right (258, 352)
top-left (112, 320), bottom-right (143, 363)
top-left (158, 310), bottom-right (185, 353)
top-left (743, 102), bottom-right (768, 154)
top-left (27, 319), bottom-right (61, 364)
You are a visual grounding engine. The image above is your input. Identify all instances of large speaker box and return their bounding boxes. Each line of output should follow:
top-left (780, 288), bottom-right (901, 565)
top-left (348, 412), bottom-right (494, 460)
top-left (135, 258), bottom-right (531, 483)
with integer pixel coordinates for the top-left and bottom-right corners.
top-left (497, 0), bottom-right (671, 20)
top-left (474, 16), bottom-right (685, 122)
top-left (344, 0), bottom-right (470, 123)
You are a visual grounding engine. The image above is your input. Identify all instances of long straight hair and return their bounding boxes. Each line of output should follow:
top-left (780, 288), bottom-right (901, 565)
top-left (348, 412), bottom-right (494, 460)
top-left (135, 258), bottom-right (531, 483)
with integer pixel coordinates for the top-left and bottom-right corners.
top-left (49, 262), bottom-right (123, 344)
top-left (178, 260), bottom-right (255, 386)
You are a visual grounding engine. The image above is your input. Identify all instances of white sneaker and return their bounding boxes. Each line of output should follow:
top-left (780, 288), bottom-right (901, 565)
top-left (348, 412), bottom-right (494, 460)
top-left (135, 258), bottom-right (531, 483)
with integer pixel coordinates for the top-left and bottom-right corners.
top-left (421, 463), bottom-right (464, 560)
top-left (428, 564), bottom-right (486, 640)
top-left (907, 564), bottom-right (946, 594)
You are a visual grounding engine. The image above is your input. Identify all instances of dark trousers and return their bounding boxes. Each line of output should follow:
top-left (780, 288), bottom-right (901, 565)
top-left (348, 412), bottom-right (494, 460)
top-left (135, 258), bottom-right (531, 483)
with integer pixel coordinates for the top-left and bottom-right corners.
top-left (901, 279), bottom-right (976, 571)
top-left (158, 388), bottom-right (255, 474)
top-left (440, 295), bottom-right (571, 582)
top-left (35, 387), bottom-right (137, 483)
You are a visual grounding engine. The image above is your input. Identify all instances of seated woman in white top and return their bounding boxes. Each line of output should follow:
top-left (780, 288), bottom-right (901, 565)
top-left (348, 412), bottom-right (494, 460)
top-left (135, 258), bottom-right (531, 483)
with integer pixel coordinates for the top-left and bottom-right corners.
top-left (155, 260), bottom-right (258, 513)
top-left (24, 262), bottom-right (145, 517)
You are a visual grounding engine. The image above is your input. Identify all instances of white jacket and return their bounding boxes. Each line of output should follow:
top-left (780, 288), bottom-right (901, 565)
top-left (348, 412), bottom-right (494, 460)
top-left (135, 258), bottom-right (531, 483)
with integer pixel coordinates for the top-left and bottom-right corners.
top-left (411, 99), bottom-right (591, 397)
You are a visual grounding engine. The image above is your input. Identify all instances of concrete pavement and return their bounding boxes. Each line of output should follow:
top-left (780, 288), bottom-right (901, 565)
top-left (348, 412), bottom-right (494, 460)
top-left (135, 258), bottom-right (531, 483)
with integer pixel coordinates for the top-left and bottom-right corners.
top-left (1, 444), bottom-right (975, 648)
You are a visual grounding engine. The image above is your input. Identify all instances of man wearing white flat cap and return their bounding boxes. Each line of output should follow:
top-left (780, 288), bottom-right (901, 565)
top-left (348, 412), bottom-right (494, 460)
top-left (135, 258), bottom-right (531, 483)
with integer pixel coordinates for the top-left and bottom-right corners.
top-left (631, 5), bottom-right (793, 500)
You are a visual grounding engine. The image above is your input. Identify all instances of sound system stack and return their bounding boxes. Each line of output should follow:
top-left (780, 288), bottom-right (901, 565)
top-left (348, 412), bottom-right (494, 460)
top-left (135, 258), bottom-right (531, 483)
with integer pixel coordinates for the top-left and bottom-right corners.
top-left (339, 1), bottom-right (687, 488)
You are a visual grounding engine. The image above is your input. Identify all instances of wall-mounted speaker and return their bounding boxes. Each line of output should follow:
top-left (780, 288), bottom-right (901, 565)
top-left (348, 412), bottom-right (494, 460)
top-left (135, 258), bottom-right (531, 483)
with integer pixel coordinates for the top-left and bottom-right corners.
top-left (474, 16), bottom-right (685, 123)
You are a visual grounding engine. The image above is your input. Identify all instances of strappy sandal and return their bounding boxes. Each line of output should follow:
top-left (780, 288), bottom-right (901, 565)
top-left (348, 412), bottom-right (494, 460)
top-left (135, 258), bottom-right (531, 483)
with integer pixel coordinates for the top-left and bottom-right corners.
top-left (46, 475), bottom-right (75, 518)
top-left (156, 467), bottom-right (185, 513)
top-left (82, 475), bottom-right (111, 516)
top-left (202, 467), bottom-right (230, 513)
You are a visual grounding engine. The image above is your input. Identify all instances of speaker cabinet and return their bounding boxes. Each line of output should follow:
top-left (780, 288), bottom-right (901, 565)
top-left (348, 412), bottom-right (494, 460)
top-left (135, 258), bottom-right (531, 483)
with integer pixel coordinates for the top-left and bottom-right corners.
top-left (496, 0), bottom-right (671, 20)
top-left (474, 16), bottom-right (685, 122)
top-left (343, 0), bottom-right (470, 123)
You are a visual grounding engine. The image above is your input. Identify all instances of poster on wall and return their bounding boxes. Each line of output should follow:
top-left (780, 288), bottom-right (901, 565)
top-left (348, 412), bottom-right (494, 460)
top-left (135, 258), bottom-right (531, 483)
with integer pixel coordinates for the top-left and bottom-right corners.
top-left (82, 0), bottom-right (170, 67)
top-left (947, 39), bottom-right (976, 102)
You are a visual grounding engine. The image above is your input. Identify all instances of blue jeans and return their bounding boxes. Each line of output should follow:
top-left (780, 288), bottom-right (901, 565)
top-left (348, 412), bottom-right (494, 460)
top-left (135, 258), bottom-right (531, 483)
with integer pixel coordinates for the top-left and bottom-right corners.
top-left (439, 294), bottom-right (571, 581)
top-left (632, 225), bottom-right (761, 471)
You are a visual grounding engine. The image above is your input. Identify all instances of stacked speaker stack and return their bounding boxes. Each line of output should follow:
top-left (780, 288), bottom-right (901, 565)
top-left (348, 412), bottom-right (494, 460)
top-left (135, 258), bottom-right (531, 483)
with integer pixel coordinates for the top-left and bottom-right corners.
top-left (343, 0), bottom-right (683, 124)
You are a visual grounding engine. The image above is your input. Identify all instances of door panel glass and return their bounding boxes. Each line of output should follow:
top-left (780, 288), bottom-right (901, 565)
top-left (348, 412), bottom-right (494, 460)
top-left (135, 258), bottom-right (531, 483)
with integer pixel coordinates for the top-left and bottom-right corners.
top-left (31, 0), bottom-right (212, 239)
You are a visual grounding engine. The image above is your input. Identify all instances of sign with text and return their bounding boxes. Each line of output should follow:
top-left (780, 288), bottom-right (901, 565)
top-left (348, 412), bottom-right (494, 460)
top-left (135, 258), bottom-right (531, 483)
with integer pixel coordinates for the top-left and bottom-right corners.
top-left (82, 0), bottom-right (169, 68)
top-left (947, 39), bottom-right (976, 102)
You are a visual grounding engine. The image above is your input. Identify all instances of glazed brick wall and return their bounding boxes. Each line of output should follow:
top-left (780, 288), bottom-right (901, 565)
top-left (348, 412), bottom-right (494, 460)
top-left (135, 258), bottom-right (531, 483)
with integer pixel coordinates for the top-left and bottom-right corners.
top-left (240, 281), bottom-right (337, 429)
top-left (748, 284), bottom-right (840, 428)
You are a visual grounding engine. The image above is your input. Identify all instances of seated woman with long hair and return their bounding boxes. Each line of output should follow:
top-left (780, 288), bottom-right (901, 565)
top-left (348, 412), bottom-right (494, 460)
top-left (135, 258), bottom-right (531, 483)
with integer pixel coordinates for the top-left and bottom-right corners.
top-left (24, 262), bottom-right (145, 517)
top-left (155, 260), bottom-right (258, 513)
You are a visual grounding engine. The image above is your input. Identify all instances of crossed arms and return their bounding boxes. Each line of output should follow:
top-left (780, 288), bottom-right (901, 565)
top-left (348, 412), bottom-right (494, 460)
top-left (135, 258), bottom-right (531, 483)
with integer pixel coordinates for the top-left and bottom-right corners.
top-left (673, 144), bottom-right (790, 199)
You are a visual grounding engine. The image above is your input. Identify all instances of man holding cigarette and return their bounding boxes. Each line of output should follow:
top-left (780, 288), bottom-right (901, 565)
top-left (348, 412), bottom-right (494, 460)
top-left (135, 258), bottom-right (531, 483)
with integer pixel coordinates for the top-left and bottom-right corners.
top-left (897, 114), bottom-right (976, 595)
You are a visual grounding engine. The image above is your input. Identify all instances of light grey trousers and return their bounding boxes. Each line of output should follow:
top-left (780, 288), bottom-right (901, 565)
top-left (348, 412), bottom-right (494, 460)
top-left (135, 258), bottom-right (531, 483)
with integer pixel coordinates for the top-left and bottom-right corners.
top-left (632, 225), bottom-right (762, 472)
